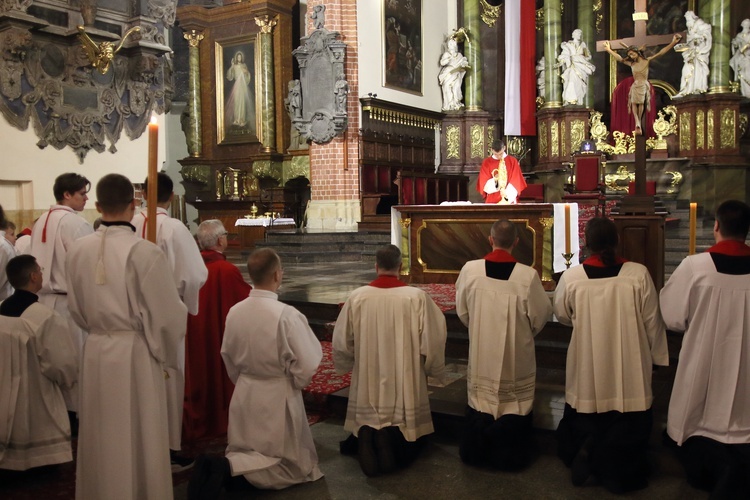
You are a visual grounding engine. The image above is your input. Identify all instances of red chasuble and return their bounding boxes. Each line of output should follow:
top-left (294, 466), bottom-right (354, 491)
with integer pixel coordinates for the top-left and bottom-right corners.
top-left (477, 154), bottom-right (527, 204)
top-left (183, 250), bottom-right (251, 442)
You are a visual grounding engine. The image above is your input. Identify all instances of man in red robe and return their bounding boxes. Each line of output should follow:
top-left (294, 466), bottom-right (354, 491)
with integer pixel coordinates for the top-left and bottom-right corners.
top-left (477, 140), bottom-right (527, 204)
top-left (183, 219), bottom-right (251, 442)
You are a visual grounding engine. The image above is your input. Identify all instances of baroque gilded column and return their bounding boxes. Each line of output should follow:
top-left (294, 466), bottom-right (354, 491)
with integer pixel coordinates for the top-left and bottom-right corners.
top-left (543, 0), bottom-right (562, 107)
top-left (183, 29), bottom-right (204, 157)
top-left (577, 0), bottom-right (595, 108)
top-left (703, 0), bottom-right (732, 94)
top-left (463, 0), bottom-right (483, 111)
top-left (255, 16), bottom-right (277, 152)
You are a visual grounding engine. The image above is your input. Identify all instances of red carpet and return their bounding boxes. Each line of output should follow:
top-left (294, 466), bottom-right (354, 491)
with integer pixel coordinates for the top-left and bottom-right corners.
top-left (414, 283), bottom-right (456, 312)
top-left (303, 341), bottom-right (351, 424)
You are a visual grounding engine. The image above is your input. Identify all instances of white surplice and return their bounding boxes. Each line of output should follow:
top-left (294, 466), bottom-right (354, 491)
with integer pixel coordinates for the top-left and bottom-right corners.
top-left (661, 252), bottom-right (750, 445)
top-left (0, 234), bottom-right (15, 300)
top-left (553, 262), bottom-right (668, 413)
top-left (332, 282), bottom-right (447, 442)
top-left (455, 258), bottom-right (552, 419)
top-left (221, 289), bottom-right (323, 489)
top-left (0, 304), bottom-right (77, 471)
top-left (66, 225), bottom-right (187, 500)
top-left (132, 208), bottom-right (207, 450)
top-left (30, 205), bottom-right (93, 411)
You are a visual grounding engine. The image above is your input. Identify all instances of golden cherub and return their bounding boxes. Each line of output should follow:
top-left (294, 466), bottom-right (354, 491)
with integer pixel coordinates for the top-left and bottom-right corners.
top-left (77, 25), bottom-right (141, 74)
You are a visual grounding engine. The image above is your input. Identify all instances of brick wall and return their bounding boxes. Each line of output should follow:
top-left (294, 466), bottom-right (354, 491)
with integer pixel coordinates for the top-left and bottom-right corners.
top-left (307, 0), bottom-right (360, 203)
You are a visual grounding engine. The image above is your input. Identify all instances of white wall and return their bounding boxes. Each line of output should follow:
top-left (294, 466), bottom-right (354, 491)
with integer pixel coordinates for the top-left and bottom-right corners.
top-left (356, 0), bottom-right (456, 112)
top-left (0, 114), bottom-right (167, 210)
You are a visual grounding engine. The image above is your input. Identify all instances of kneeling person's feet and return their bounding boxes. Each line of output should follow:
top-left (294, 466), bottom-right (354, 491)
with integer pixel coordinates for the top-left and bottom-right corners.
top-left (188, 455), bottom-right (230, 500)
top-left (358, 426), bottom-right (379, 477)
top-left (376, 428), bottom-right (398, 474)
top-left (171, 449), bottom-right (195, 473)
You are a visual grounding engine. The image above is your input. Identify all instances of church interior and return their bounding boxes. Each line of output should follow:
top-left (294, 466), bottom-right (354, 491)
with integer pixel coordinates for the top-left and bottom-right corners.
top-left (2, 0), bottom-right (750, 498)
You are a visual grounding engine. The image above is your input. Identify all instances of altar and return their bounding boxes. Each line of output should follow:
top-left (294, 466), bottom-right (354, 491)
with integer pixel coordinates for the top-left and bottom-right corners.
top-left (392, 204), bottom-right (563, 289)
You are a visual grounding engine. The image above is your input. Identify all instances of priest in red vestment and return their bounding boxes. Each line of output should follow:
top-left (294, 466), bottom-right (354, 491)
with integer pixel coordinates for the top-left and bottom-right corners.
top-left (183, 219), bottom-right (251, 442)
top-left (477, 139), bottom-right (527, 204)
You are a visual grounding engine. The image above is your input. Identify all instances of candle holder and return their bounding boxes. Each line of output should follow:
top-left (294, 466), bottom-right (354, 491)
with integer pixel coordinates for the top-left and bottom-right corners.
top-left (561, 252), bottom-right (574, 269)
top-left (250, 203), bottom-right (258, 218)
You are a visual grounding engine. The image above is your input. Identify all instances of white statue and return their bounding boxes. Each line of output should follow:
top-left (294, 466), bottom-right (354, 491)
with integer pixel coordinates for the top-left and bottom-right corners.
top-left (438, 38), bottom-right (470, 111)
top-left (730, 19), bottom-right (750, 97)
top-left (558, 29), bottom-right (596, 106)
top-left (536, 56), bottom-right (545, 97)
top-left (674, 11), bottom-right (712, 97)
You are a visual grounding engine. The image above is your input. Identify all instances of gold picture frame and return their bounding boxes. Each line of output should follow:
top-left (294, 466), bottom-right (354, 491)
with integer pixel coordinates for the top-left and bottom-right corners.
top-left (215, 34), bottom-right (260, 145)
top-left (382, 0), bottom-right (423, 95)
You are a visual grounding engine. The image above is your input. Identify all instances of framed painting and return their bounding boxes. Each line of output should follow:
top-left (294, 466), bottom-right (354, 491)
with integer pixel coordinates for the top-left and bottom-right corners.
top-left (215, 35), bottom-right (259, 145)
top-left (383, 0), bottom-right (422, 95)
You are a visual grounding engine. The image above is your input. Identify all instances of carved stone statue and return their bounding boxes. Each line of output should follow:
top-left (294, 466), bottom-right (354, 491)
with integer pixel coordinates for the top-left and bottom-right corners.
top-left (286, 79), bottom-right (302, 120)
top-left (536, 56), bottom-right (545, 97)
top-left (730, 19), bottom-right (750, 98)
top-left (310, 5), bottom-right (326, 30)
top-left (558, 29), bottom-right (596, 106)
top-left (674, 11), bottom-right (711, 98)
top-left (334, 79), bottom-right (348, 114)
top-left (438, 37), bottom-right (470, 112)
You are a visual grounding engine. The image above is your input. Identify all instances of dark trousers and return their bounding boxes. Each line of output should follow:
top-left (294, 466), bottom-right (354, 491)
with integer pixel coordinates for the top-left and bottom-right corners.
top-left (670, 435), bottom-right (750, 499)
top-left (459, 406), bottom-right (535, 471)
top-left (556, 403), bottom-right (653, 493)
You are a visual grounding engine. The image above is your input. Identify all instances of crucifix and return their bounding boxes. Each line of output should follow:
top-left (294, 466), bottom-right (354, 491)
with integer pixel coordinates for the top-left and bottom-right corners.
top-left (594, 0), bottom-right (682, 211)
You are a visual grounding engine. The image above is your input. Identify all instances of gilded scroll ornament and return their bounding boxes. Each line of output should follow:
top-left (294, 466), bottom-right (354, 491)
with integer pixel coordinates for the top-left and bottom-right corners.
top-left (664, 171), bottom-right (683, 194)
top-left (679, 112), bottom-right (691, 151)
top-left (539, 122), bottom-right (548, 157)
top-left (707, 110), bottom-right (714, 149)
top-left (184, 30), bottom-right (204, 47)
top-left (570, 120), bottom-right (585, 153)
top-left (507, 137), bottom-right (525, 157)
top-left (740, 113), bottom-right (749, 138)
top-left (255, 15), bottom-right (278, 34)
top-left (446, 125), bottom-right (460, 159)
top-left (562, 121), bottom-right (568, 157)
top-left (593, 0), bottom-right (603, 34)
top-left (479, 0), bottom-right (501, 28)
top-left (720, 108), bottom-right (735, 149)
top-left (589, 110), bottom-right (614, 154)
top-left (180, 164), bottom-right (211, 185)
top-left (604, 165), bottom-right (635, 193)
top-left (470, 124), bottom-right (485, 159)
top-left (539, 217), bottom-right (554, 229)
top-left (612, 131), bottom-right (635, 154)
top-left (695, 110), bottom-right (704, 150)
top-left (551, 121), bottom-right (559, 157)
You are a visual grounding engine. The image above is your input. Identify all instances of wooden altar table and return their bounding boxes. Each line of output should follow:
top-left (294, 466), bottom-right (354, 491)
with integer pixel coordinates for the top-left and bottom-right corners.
top-left (393, 204), bottom-right (555, 288)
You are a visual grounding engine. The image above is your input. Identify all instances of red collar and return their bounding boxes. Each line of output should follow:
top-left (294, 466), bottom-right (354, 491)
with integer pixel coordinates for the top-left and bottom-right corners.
top-left (484, 249), bottom-right (517, 263)
top-left (582, 254), bottom-right (627, 267)
top-left (368, 275), bottom-right (407, 288)
top-left (708, 240), bottom-right (750, 256)
top-left (201, 250), bottom-right (226, 263)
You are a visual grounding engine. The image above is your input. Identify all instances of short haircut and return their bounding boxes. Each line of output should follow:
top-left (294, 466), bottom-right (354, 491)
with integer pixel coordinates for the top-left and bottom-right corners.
top-left (0, 204), bottom-right (6, 230)
top-left (584, 216), bottom-right (619, 266)
top-left (376, 244), bottom-right (401, 271)
top-left (96, 174), bottom-right (135, 213)
top-left (53, 173), bottom-right (91, 202)
top-left (716, 200), bottom-right (750, 240)
top-left (6, 254), bottom-right (38, 289)
top-left (491, 139), bottom-right (505, 153)
top-left (247, 248), bottom-right (281, 286)
top-left (196, 219), bottom-right (225, 250)
top-left (6, 221), bottom-right (15, 231)
top-left (491, 219), bottom-right (518, 249)
top-left (142, 172), bottom-right (174, 204)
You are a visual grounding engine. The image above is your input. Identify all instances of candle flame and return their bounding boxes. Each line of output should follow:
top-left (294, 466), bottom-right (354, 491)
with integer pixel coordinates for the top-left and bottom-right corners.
top-left (150, 115), bottom-right (157, 125)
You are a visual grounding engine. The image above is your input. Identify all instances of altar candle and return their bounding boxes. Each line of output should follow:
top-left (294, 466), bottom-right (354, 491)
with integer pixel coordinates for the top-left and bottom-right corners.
top-left (146, 116), bottom-right (158, 243)
top-left (564, 203), bottom-right (571, 255)
top-left (689, 202), bottom-right (697, 255)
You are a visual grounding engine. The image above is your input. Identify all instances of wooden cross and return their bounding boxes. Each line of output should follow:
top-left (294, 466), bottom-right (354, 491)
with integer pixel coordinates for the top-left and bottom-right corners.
top-left (593, 0), bottom-right (681, 205)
